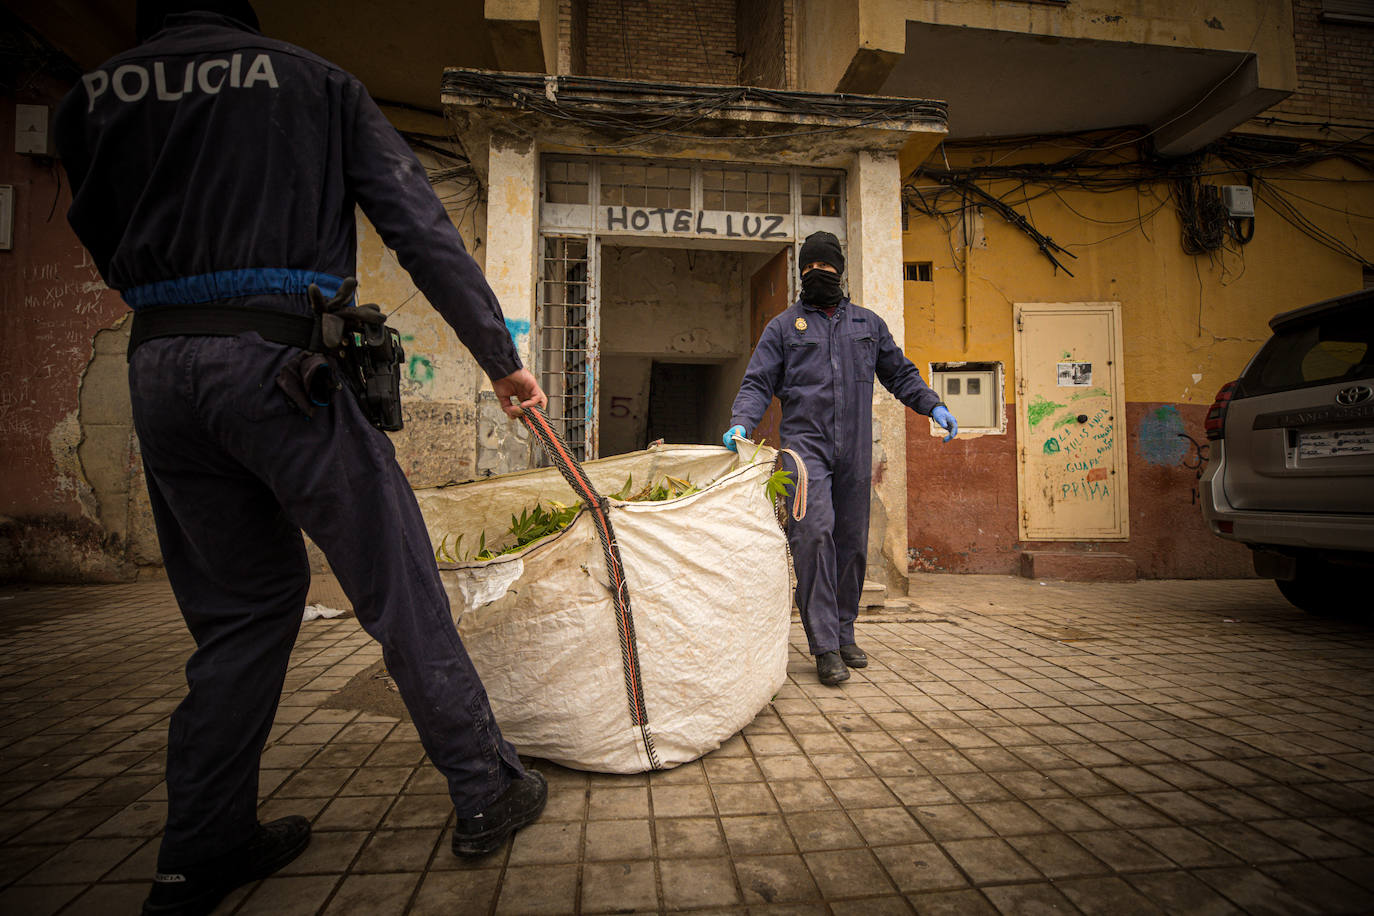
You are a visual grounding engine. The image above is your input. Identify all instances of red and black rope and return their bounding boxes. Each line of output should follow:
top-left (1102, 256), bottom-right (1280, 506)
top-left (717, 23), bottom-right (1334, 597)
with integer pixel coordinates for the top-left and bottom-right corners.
top-left (519, 405), bottom-right (661, 770)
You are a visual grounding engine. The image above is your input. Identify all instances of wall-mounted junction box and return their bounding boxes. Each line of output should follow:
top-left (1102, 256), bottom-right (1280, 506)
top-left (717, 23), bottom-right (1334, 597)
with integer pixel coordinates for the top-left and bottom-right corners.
top-left (1220, 185), bottom-right (1254, 218)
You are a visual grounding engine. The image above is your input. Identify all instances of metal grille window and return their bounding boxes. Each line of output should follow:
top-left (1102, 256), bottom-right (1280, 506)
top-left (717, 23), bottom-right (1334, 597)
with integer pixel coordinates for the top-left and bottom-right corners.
top-left (599, 162), bottom-right (692, 208)
top-left (800, 173), bottom-right (843, 217)
top-left (702, 167), bottom-right (790, 213)
top-left (545, 159), bottom-right (590, 205)
top-left (539, 237), bottom-right (591, 460)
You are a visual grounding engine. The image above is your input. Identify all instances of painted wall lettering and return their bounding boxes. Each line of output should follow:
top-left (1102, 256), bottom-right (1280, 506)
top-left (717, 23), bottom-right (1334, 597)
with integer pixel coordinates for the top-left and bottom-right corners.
top-left (602, 207), bottom-right (790, 240)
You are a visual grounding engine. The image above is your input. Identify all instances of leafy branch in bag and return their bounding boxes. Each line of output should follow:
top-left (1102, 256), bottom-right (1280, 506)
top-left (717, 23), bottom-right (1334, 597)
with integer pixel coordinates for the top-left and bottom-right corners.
top-left (435, 474), bottom-right (699, 564)
top-left (764, 468), bottom-right (794, 503)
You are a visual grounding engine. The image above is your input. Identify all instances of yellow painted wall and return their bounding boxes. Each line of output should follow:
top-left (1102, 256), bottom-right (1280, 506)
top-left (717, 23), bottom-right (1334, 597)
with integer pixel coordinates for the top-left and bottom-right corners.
top-left (901, 137), bottom-right (1370, 577)
top-left (901, 144), bottom-right (1372, 410)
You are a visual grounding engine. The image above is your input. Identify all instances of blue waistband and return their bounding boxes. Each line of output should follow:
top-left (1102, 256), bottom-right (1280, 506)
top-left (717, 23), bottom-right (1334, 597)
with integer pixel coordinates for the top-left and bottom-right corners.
top-left (123, 269), bottom-right (347, 309)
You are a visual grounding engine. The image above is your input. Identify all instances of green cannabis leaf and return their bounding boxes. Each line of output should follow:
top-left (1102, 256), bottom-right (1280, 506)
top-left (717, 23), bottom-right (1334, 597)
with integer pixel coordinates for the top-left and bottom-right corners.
top-left (764, 468), bottom-right (794, 503)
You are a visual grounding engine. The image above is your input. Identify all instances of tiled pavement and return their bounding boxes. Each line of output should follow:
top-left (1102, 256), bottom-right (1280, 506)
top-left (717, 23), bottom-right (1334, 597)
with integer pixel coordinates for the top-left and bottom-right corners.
top-left (1, 575), bottom-right (1373, 915)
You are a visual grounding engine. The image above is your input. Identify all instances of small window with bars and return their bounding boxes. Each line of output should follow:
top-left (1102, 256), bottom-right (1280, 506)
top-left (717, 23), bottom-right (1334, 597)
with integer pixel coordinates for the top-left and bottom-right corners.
top-left (539, 237), bottom-right (591, 460)
top-left (545, 159), bottom-right (590, 205)
top-left (800, 172), bottom-right (843, 217)
top-left (599, 162), bottom-right (692, 209)
top-left (701, 167), bottom-right (790, 213)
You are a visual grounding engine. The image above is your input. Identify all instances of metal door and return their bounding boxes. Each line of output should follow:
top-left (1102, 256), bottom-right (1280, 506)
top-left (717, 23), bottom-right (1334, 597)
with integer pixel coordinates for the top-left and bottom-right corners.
top-left (1014, 302), bottom-right (1129, 540)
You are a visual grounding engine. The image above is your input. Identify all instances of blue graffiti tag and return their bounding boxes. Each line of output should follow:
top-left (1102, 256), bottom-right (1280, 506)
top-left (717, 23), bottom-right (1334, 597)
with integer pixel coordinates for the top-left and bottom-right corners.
top-left (505, 318), bottom-right (531, 358)
top-left (1138, 405), bottom-right (1189, 466)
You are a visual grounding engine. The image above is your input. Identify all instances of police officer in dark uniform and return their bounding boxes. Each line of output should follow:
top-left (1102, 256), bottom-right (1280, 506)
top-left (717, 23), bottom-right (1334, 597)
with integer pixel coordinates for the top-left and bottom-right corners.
top-left (725, 231), bottom-right (958, 687)
top-left (54, 2), bottom-right (547, 912)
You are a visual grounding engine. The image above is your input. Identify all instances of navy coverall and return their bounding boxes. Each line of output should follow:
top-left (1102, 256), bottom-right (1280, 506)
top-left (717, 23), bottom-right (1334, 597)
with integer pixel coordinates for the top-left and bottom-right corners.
top-left (55, 12), bottom-right (525, 868)
top-left (731, 298), bottom-right (941, 656)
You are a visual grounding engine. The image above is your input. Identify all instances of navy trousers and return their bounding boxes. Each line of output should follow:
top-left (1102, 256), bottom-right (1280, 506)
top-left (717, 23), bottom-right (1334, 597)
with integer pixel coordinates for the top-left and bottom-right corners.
top-left (786, 451), bottom-right (869, 656)
top-left (128, 332), bottom-right (524, 868)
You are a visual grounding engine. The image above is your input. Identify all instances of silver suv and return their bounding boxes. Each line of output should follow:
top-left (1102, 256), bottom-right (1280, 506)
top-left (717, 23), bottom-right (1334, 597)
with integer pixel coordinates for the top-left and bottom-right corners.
top-left (1199, 289), bottom-right (1374, 614)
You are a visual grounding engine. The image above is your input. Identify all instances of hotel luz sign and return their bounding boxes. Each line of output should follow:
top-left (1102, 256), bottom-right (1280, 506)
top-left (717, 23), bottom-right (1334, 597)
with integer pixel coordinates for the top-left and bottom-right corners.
top-left (600, 206), bottom-right (792, 240)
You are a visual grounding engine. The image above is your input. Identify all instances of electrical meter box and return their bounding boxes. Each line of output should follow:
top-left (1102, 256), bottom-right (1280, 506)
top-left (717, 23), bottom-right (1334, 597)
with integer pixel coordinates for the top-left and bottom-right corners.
top-left (1220, 185), bottom-right (1254, 218)
top-left (15, 105), bottom-right (52, 157)
top-left (931, 366), bottom-right (999, 430)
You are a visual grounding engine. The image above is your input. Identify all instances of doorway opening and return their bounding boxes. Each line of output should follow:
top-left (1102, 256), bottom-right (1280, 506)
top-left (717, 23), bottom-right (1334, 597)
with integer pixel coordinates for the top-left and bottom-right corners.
top-left (645, 362), bottom-right (711, 446)
top-left (594, 243), bottom-right (788, 456)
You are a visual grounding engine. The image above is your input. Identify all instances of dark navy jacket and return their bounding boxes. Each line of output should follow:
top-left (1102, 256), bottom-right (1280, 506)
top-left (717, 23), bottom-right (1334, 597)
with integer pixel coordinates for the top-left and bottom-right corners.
top-left (54, 11), bottom-right (521, 381)
top-left (731, 298), bottom-right (941, 467)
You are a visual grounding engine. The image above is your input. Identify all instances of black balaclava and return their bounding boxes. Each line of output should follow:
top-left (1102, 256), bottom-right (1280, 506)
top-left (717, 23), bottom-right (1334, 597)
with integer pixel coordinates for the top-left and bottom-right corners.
top-left (798, 231), bottom-right (845, 307)
top-left (137, 0), bottom-right (260, 41)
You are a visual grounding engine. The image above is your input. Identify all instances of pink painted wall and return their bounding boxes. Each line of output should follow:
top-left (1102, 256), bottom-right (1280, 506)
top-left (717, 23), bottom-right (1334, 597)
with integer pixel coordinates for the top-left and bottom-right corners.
top-left (906, 402), bottom-right (1254, 579)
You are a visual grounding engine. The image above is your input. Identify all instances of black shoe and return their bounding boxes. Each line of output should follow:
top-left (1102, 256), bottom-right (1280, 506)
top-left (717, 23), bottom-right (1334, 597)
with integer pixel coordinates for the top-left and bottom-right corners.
top-left (142, 815), bottom-right (311, 916)
top-left (817, 651), bottom-right (850, 686)
top-left (838, 643), bottom-right (868, 668)
top-left (452, 770), bottom-right (548, 857)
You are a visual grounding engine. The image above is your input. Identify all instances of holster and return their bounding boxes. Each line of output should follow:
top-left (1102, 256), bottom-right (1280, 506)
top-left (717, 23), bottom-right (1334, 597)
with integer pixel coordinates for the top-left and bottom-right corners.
top-left (308, 280), bottom-right (406, 432)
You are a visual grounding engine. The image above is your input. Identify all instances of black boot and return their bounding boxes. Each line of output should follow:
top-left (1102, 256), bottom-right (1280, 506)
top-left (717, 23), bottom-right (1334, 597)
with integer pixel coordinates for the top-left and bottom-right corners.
top-left (816, 651), bottom-right (850, 686)
top-left (142, 815), bottom-right (311, 916)
top-left (452, 770), bottom-right (548, 856)
top-left (838, 643), bottom-right (868, 668)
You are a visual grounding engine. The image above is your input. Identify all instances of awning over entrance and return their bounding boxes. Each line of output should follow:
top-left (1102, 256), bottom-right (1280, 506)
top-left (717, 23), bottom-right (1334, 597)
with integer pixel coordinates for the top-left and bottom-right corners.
top-left (441, 69), bottom-right (948, 177)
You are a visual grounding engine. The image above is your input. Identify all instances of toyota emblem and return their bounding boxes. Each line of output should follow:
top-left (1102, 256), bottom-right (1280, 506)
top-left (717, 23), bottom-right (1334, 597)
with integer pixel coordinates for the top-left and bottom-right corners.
top-left (1336, 385), bottom-right (1372, 405)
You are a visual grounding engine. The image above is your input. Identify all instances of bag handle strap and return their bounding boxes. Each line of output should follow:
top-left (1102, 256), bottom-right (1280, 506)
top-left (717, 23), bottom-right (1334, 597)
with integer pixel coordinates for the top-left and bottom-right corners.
top-left (517, 404), bottom-right (661, 770)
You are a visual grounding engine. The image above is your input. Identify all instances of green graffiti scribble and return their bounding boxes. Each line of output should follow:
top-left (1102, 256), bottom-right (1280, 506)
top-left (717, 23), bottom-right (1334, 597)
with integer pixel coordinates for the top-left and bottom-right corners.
top-left (1061, 351), bottom-right (1073, 360)
top-left (1042, 438), bottom-right (1061, 455)
top-left (408, 355), bottom-right (434, 384)
top-left (1070, 387), bottom-right (1108, 401)
top-left (1027, 395), bottom-right (1064, 428)
top-left (1052, 412), bottom-right (1078, 430)
top-left (1154, 406), bottom-right (1173, 420)
top-left (400, 333), bottom-right (416, 342)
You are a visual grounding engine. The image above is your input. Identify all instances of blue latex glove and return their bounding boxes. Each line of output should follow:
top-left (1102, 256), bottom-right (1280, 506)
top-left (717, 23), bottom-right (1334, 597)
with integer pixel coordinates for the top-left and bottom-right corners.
top-left (723, 424), bottom-right (746, 451)
top-left (931, 406), bottom-right (958, 442)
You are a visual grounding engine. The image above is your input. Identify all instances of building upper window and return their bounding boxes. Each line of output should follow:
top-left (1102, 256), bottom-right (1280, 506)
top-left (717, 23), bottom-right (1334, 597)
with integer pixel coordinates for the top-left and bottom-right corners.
top-left (800, 173), bottom-right (842, 217)
top-left (599, 162), bottom-right (692, 209)
top-left (701, 167), bottom-right (790, 214)
top-left (1321, 0), bottom-right (1374, 24)
top-left (545, 159), bottom-right (590, 205)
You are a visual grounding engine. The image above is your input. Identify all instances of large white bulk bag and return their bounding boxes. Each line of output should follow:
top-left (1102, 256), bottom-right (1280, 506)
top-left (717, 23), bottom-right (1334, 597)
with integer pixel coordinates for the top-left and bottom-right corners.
top-left (414, 428), bottom-right (791, 774)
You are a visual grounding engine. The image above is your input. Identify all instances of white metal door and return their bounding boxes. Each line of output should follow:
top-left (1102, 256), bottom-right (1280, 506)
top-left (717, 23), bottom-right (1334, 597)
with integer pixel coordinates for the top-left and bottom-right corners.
top-left (1014, 302), bottom-right (1128, 540)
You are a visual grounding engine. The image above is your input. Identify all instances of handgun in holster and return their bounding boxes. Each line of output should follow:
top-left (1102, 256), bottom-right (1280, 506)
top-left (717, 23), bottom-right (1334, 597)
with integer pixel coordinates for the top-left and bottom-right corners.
top-left (308, 280), bottom-right (406, 432)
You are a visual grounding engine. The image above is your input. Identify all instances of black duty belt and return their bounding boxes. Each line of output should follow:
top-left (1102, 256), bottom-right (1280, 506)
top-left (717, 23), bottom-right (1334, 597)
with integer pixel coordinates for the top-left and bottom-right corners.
top-left (127, 305), bottom-right (317, 358)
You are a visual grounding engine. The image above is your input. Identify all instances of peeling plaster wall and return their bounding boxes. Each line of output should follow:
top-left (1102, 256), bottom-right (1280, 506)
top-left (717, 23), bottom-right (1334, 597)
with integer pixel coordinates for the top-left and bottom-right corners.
top-left (356, 112), bottom-right (514, 489)
top-left (478, 132), bottom-right (539, 475)
top-left (1, 85), bottom-right (137, 582)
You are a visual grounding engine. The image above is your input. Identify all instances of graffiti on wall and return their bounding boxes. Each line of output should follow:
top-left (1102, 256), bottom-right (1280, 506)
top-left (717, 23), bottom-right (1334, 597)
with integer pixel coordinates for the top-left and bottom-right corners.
top-left (1137, 405), bottom-right (1189, 466)
top-left (1029, 391), bottom-right (1114, 503)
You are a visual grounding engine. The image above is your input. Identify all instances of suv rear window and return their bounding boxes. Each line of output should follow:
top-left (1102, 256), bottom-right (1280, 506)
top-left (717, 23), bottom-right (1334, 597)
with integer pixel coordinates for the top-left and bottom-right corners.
top-left (1242, 309), bottom-right (1373, 397)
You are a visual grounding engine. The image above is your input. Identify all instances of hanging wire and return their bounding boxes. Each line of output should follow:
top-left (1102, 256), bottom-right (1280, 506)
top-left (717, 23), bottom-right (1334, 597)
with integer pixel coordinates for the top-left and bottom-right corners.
top-left (904, 128), bottom-right (1374, 273)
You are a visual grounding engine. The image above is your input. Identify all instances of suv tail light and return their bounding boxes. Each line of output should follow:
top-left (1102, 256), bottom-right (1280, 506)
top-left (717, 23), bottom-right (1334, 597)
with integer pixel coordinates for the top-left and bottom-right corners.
top-left (1205, 380), bottom-right (1239, 440)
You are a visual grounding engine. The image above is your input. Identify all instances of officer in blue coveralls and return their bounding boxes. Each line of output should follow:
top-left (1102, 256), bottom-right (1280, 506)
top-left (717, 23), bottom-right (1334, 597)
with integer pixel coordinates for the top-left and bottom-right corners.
top-left (54, 3), bottom-right (548, 912)
top-left (725, 231), bottom-right (958, 687)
